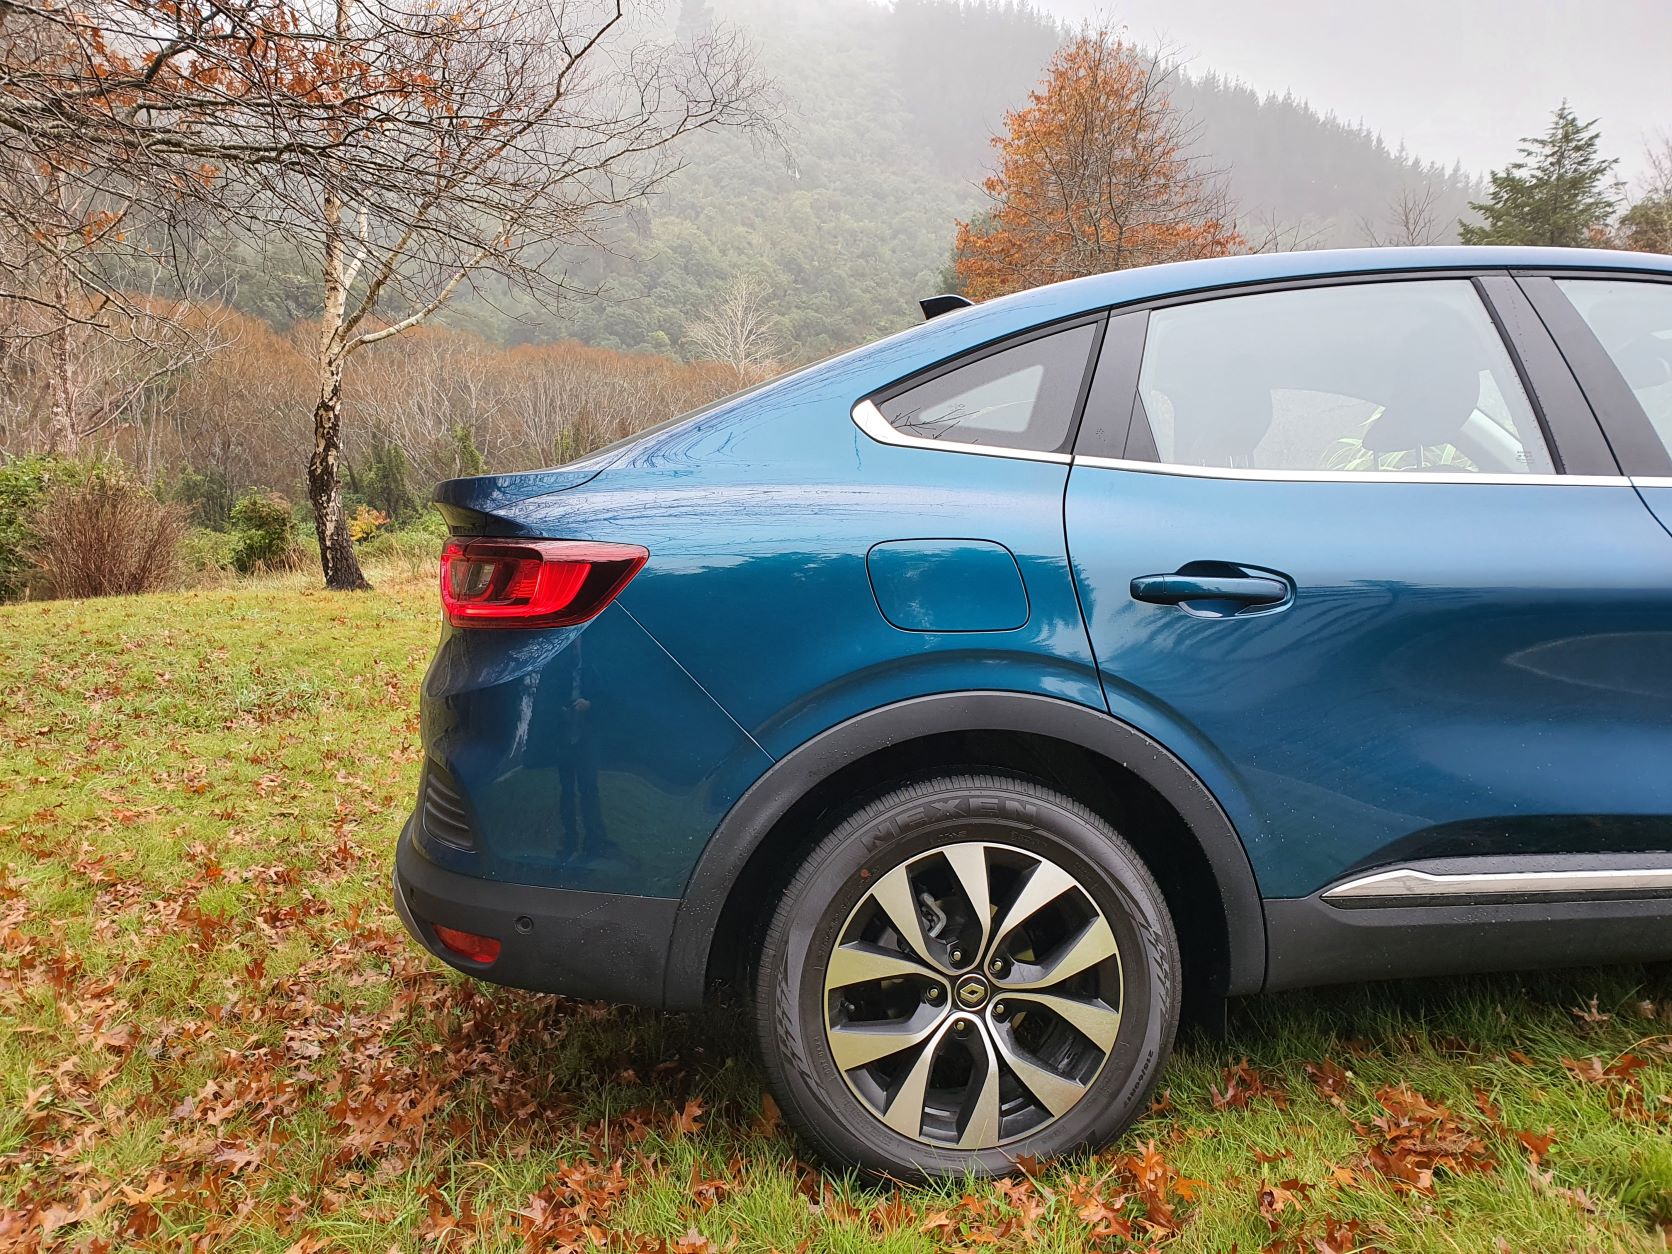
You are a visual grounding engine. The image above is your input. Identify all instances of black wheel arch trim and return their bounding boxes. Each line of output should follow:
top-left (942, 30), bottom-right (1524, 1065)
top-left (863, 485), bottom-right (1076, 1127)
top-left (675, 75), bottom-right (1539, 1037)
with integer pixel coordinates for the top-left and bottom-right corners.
top-left (662, 690), bottom-right (1267, 1008)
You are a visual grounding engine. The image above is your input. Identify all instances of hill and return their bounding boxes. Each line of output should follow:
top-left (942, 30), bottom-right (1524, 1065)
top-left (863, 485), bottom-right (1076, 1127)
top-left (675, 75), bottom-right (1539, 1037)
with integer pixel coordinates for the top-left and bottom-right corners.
top-left (220, 0), bottom-right (1482, 358)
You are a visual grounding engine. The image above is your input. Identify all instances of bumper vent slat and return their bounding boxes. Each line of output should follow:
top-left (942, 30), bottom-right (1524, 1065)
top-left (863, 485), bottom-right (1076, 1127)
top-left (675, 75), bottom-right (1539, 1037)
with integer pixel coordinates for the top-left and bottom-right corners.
top-left (421, 760), bottom-right (477, 851)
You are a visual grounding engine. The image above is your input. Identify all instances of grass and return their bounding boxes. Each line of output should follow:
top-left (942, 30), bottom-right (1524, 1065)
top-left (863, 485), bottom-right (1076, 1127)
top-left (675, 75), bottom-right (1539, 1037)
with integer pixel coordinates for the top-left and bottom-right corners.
top-left (1, 566), bottom-right (1669, 1252)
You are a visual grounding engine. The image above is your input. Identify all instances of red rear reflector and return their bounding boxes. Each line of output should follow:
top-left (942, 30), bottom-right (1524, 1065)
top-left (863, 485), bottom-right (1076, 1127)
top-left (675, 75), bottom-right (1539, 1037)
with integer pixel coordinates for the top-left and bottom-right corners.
top-left (439, 539), bottom-right (648, 629)
top-left (431, 923), bottom-right (502, 964)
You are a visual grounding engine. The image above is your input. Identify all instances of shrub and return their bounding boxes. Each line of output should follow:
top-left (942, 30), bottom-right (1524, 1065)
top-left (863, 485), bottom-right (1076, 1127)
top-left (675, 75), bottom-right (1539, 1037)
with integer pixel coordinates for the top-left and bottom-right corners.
top-left (230, 491), bottom-right (304, 574)
top-left (178, 527), bottom-right (239, 586)
top-left (0, 455), bottom-right (99, 601)
top-left (348, 504), bottom-right (390, 543)
top-left (27, 476), bottom-right (187, 599)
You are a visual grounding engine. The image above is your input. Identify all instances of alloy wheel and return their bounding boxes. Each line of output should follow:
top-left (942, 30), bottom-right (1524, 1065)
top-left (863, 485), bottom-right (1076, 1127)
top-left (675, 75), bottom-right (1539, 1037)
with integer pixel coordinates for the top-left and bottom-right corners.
top-left (822, 841), bottom-right (1124, 1150)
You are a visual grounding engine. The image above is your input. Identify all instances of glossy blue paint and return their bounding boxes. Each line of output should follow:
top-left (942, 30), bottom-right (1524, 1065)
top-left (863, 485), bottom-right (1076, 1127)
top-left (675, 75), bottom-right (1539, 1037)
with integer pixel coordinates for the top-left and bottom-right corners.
top-left (498, 338), bottom-right (1107, 766)
top-left (866, 540), bottom-right (1028, 632)
top-left (416, 603), bottom-right (771, 895)
top-left (1639, 484), bottom-right (1672, 538)
top-left (409, 245), bottom-right (1672, 920)
top-left (1066, 469), bottom-right (1672, 899)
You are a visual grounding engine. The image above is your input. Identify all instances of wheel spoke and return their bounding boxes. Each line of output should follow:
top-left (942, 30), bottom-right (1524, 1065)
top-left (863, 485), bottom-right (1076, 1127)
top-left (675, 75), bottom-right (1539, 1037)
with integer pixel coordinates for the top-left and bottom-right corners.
top-left (957, 1025), bottom-right (1003, 1148)
top-left (992, 1024), bottom-right (1089, 1117)
top-left (1004, 990), bottom-right (1122, 1051)
top-left (870, 860), bottom-right (941, 968)
top-left (942, 843), bottom-right (992, 959)
top-left (1002, 914), bottom-right (1118, 991)
top-left (825, 941), bottom-right (937, 992)
top-left (990, 858), bottom-right (1079, 954)
top-left (828, 1006), bottom-right (946, 1071)
top-left (880, 1020), bottom-right (953, 1138)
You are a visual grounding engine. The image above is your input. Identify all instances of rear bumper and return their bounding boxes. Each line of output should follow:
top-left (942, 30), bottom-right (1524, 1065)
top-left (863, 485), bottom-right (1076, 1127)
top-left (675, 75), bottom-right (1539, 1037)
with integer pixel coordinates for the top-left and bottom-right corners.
top-left (393, 816), bottom-right (680, 1006)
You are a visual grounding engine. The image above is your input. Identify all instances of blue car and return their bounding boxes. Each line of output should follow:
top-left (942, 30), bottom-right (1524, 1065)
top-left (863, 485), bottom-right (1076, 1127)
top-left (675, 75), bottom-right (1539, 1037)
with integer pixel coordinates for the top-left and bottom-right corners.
top-left (394, 246), bottom-right (1672, 1177)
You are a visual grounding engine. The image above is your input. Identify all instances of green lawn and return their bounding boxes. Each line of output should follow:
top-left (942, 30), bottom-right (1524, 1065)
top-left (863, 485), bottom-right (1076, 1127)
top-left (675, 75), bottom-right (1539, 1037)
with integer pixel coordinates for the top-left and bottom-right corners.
top-left (1, 570), bottom-right (1669, 1252)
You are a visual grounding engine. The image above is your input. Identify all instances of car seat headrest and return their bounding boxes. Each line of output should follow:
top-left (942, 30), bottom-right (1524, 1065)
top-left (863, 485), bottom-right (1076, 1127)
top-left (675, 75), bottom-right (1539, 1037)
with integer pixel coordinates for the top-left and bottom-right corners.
top-left (1360, 321), bottom-right (1482, 456)
top-left (1163, 358), bottom-right (1275, 467)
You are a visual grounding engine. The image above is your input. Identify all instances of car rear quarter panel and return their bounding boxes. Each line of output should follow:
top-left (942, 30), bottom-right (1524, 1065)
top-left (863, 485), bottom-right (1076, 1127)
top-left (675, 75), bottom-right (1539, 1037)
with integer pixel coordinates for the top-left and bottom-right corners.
top-left (504, 334), bottom-right (1107, 766)
top-left (417, 605), bottom-right (772, 895)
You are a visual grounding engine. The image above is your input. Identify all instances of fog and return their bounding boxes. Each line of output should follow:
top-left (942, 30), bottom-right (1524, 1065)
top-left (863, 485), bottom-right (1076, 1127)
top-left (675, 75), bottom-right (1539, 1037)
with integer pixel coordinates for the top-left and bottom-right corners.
top-left (896, 0), bottom-right (1671, 184)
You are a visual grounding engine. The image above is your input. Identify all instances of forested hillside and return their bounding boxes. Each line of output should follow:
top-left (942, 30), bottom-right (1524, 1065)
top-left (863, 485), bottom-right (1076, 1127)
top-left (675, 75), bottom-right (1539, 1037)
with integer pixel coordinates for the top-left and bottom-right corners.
top-left (211, 0), bottom-right (1478, 358)
top-left (521, 0), bottom-right (1480, 355)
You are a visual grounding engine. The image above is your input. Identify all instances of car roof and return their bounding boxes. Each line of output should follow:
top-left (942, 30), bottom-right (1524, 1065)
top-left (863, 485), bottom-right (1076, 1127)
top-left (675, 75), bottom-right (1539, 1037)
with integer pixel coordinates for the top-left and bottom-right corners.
top-left (967, 245), bottom-right (1672, 323)
top-left (620, 246), bottom-right (1672, 463)
top-left (847, 245), bottom-right (1672, 387)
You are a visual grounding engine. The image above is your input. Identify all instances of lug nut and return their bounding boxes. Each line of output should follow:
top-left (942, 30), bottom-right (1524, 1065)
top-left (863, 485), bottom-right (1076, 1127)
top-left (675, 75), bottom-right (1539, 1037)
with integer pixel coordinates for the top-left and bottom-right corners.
top-left (989, 957), bottom-right (1007, 976)
top-left (952, 1018), bottom-right (971, 1036)
top-left (949, 948), bottom-right (964, 966)
top-left (991, 1002), bottom-right (1007, 1019)
top-left (925, 985), bottom-right (942, 1003)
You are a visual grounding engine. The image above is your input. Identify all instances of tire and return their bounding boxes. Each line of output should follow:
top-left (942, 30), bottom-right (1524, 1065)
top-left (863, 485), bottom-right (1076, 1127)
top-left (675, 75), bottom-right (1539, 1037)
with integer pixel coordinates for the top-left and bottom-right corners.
top-left (755, 772), bottom-right (1181, 1179)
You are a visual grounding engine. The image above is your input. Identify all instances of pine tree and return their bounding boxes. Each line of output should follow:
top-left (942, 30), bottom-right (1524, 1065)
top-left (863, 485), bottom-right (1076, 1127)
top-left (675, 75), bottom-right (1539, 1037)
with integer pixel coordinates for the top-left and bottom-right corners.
top-left (1460, 103), bottom-right (1619, 246)
top-left (676, 0), bottom-right (714, 35)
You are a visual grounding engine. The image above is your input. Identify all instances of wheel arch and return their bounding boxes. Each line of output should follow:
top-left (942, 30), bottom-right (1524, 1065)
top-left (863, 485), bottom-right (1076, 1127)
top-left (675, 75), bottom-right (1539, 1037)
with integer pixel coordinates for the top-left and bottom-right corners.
top-left (662, 691), bottom-right (1266, 1008)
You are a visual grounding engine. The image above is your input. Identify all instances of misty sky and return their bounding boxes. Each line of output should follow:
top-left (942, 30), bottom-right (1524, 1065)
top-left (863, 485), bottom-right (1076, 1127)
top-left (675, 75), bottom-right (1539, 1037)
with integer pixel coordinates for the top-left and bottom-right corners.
top-left (969, 0), bottom-right (1669, 184)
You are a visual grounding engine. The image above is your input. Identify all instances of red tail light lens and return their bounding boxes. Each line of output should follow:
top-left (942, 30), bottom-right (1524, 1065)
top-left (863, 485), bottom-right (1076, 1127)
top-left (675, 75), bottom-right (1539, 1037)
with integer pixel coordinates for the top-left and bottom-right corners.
top-left (439, 539), bottom-right (648, 629)
top-left (431, 923), bottom-right (502, 965)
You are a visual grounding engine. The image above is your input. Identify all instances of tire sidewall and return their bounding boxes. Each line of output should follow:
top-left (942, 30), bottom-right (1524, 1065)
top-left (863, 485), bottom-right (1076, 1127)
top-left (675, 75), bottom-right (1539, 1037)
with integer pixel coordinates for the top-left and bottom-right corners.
top-left (761, 775), bottom-right (1179, 1178)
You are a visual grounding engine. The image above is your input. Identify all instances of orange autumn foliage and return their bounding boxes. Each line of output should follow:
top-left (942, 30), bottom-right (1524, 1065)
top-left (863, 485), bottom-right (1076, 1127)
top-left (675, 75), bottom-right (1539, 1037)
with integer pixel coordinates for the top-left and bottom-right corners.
top-left (954, 32), bottom-right (1242, 300)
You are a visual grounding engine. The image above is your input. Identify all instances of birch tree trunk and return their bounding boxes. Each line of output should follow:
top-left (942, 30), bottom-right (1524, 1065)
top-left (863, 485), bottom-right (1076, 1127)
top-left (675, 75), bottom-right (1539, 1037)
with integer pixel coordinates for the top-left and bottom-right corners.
top-left (46, 175), bottom-right (78, 456)
top-left (308, 188), bottom-right (370, 591)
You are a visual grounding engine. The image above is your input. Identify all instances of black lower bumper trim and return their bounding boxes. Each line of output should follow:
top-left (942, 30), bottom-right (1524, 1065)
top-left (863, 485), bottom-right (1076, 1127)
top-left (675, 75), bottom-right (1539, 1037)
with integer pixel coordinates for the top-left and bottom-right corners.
top-left (393, 817), bottom-right (679, 1007)
top-left (1264, 890), bottom-right (1672, 991)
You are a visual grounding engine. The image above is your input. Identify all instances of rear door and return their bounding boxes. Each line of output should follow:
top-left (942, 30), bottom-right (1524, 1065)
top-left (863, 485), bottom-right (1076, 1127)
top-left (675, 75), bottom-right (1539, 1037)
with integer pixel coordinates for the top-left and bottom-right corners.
top-left (1063, 272), bottom-right (1672, 909)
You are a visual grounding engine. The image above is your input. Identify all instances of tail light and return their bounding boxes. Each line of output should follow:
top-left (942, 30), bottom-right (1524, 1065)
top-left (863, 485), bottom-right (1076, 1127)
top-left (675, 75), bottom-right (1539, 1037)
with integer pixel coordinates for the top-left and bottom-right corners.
top-left (431, 923), bottom-right (501, 965)
top-left (439, 538), bottom-right (648, 629)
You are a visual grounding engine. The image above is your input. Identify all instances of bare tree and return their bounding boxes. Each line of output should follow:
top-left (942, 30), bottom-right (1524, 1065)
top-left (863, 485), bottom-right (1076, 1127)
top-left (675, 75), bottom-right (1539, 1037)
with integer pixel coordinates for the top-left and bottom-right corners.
top-left (1, 0), bottom-right (776, 588)
top-left (0, 5), bottom-right (226, 454)
top-left (229, 0), bottom-right (776, 588)
top-left (683, 276), bottom-right (783, 387)
top-left (1617, 134), bottom-right (1672, 254)
top-left (1361, 183), bottom-right (1448, 247)
top-left (1240, 210), bottom-right (1328, 255)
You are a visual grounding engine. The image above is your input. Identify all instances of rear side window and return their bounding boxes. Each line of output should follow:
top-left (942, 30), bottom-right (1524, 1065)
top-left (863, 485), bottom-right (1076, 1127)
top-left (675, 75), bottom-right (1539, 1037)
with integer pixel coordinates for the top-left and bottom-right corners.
top-left (1555, 278), bottom-right (1672, 457)
top-left (1132, 280), bottom-right (1555, 475)
top-left (875, 322), bottom-right (1099, 454)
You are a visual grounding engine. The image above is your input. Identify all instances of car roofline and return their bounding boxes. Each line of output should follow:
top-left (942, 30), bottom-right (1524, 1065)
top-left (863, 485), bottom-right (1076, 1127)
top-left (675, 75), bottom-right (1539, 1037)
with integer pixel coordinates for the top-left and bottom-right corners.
top-left (964, 245), bottom-right (1672, 325)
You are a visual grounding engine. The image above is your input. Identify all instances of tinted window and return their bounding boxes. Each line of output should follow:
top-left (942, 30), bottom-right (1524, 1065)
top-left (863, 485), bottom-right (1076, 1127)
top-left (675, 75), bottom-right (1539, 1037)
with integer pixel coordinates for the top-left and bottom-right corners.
top-left (1134, 280), bottom-right (1555, 475)
top-left (1556, 278), bottom-right (1672, 458)
top-left (876, 322), bottom-right (1098, 454)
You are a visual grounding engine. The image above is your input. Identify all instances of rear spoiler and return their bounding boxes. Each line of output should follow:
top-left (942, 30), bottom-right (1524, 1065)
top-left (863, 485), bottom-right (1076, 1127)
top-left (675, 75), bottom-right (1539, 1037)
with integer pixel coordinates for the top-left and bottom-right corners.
top-left (919, 294), bottom-right (973, 320)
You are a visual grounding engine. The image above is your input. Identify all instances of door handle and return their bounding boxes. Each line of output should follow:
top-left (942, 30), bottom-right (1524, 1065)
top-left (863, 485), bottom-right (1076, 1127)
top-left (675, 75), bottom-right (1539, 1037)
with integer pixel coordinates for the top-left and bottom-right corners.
top-left (1130, 572), bottom-right (1289, 607)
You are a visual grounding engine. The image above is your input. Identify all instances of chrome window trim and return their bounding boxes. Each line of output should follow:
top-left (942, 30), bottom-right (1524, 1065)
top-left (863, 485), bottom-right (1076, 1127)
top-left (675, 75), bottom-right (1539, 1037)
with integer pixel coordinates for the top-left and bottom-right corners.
top-left (850, 398), bottom-right (1073, 465)
top-left (1322, 865), bottom-right (1672, 902)
top-left (1633, 476), bottom-right (1672, 488)
top-left (1072, 453), bottom-right (1627, 486)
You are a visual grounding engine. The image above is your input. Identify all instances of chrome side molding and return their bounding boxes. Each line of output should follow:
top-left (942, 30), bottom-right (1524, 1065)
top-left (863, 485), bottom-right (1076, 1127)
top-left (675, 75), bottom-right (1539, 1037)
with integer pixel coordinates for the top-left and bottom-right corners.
top-left (1073, 453), bottom-right (1628, 487)
top-left (850, 398), bottom-right (1073, 464)
top-left (1321, 864), bottom-right (1672, 904)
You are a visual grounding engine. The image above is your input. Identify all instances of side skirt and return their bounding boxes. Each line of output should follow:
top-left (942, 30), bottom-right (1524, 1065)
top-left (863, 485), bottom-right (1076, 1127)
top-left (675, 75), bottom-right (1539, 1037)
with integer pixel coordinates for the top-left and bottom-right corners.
top-left (1265, 853), bottom-right (1672, 991)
